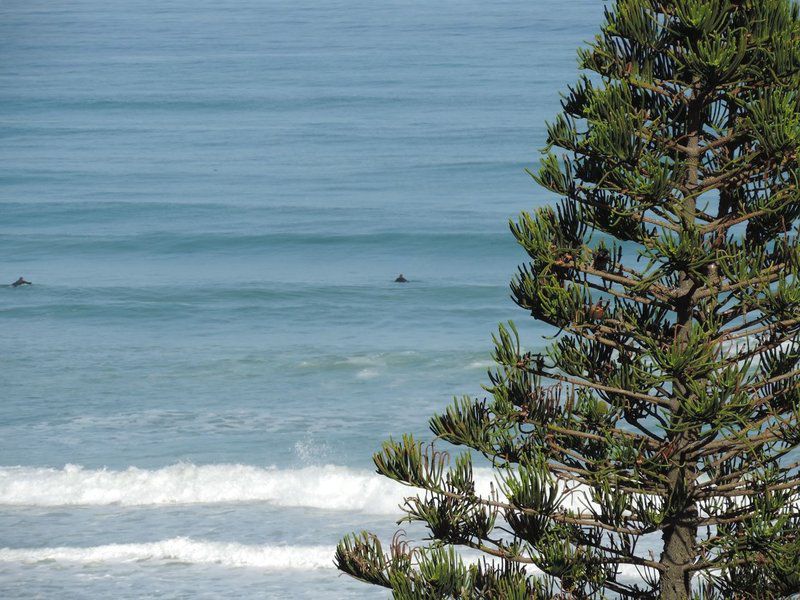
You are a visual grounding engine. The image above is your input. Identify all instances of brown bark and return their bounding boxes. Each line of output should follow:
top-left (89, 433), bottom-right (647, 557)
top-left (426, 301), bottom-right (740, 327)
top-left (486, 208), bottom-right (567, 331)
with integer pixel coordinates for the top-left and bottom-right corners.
top-left (658, 92), bottom-right (705, 600)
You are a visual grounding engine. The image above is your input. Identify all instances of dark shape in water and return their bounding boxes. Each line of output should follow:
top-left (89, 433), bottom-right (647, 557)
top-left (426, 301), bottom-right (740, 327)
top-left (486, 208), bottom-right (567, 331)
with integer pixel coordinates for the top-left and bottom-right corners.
top-left (11, 277), bottom-right (32, 288)
top-left (394, 274), bottom-right (408, 283)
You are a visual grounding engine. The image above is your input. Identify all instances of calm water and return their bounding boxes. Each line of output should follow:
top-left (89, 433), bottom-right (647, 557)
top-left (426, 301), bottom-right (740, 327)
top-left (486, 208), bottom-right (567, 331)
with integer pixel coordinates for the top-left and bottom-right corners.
top-left (1, 1), bottom-right (605, 597)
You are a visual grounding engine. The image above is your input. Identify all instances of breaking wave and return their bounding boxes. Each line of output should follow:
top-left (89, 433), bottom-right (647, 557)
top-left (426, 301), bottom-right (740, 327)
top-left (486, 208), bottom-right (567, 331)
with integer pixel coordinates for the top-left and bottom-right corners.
top-left (0, 537), bottom-right (650, 581)
top-left (0, 463), bottom-right (415, 512)
top-left (0, 538), bottom-right (334, 570)
top-left (0, 462), bottom-right (596, 514)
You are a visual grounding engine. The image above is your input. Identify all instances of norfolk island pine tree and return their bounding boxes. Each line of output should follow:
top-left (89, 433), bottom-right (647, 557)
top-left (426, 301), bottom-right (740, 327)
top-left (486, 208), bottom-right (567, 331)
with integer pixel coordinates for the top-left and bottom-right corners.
top-left (335, 1), bottom-right (800, 598)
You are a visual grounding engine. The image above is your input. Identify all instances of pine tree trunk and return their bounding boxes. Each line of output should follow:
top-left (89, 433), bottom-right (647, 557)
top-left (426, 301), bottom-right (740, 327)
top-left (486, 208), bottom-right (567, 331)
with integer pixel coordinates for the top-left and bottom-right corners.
top-left (658, 469), bottom-right (697, 600)
top-left (659, 526), bottom-right (696, 598)
top-left (658, 93), bottom-right (703, 600)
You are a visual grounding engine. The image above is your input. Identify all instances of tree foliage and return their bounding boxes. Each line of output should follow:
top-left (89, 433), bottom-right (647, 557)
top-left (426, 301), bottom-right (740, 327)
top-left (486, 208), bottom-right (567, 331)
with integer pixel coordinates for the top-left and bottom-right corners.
top-left (337, 1), bottom-right (800, 597)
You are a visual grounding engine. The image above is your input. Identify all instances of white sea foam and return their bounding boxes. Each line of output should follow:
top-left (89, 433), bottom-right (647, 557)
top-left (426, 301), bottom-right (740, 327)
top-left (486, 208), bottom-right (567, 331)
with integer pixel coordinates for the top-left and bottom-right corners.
top-left (0, 463), bottom-right (413, 512)
top-left (355, 368), bottom-right (380, 379)
top-left (0, 537), bottom-right (652, 581)
top-left (0, 538), bottom-right (334, 570)
top-left (0, 462), bottom-right (594, 514)
top-left (467, 359), bottom-right (494, 370)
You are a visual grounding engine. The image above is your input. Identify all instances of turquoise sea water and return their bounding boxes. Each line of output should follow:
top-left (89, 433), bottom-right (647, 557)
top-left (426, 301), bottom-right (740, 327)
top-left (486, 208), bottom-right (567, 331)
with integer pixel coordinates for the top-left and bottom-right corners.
top-left (1, 1), bottom-right (605, 597)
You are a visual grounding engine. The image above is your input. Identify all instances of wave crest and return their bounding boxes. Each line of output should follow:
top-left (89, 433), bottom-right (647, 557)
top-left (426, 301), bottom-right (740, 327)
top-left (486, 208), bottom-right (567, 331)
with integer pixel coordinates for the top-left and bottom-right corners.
top-left (0, 538), bottom-right (334, 570)
top-left (0, 463), bottom-right (411, 512)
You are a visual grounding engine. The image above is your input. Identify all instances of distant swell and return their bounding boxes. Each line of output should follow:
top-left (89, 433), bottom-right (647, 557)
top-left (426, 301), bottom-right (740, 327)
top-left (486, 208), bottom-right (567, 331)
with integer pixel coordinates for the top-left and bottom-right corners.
top-left (1, 230), bottom-right (513, 258)
top-left (0, 463), bottom-right (416, 513)
top-left (0, 538), bottom-right (333, 570)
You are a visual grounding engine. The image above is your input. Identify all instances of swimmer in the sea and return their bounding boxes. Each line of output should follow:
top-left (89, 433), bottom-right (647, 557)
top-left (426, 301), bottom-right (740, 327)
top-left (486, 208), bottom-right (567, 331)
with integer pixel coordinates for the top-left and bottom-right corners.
top-left (11, 277), bottom-right (32, 287)
top-left (394, 274), bottom-right (408, 283)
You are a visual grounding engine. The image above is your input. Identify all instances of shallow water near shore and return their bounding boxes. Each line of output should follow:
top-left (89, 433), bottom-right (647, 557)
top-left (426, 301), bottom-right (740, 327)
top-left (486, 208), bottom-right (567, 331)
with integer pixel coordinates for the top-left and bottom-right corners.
top-left (1, 1), bottom-right (606, 597)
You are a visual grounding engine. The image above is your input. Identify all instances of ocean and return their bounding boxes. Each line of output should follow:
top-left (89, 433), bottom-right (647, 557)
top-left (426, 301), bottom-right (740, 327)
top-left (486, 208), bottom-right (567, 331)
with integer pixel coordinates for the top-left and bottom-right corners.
top-left (1, 1), bottom-right (605, 597)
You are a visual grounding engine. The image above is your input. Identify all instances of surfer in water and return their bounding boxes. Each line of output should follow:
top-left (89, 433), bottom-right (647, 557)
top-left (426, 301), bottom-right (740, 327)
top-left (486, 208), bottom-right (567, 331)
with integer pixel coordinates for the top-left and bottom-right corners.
top-left (394, 274), bottom-right (408, 283)
top-left (11, 277), bottom-right (32, 287)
